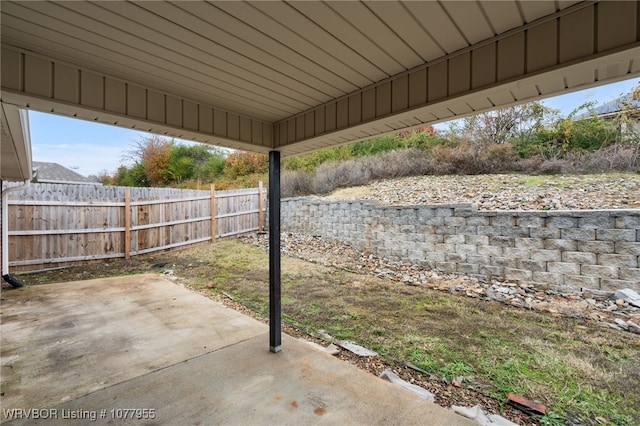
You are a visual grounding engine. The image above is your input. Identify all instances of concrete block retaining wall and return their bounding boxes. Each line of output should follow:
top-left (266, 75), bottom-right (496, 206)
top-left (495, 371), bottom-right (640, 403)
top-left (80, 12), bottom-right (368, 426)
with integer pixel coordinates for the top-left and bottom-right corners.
top-left (281, 198), bottom-right (640, 292)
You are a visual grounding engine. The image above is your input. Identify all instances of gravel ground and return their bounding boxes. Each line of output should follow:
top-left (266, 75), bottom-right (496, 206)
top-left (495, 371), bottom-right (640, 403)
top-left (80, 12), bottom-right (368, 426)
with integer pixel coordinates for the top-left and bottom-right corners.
top-left (245, 233), bottom-right (640, 331)
top-left (310, 172), bottom-right (640, 328)
top-left (325, 173), bottom-right (640, 210)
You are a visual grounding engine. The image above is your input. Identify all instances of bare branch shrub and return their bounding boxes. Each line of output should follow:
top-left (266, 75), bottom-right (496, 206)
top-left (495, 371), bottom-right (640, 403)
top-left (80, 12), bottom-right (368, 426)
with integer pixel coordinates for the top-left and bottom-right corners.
top-left (281, 169), bottom-right (313, 198)
top-left (563, 144), bottom-right (640, 172)
top-left (361, 148), bottom-right (433, 179)
top-left (282, 140), bottom-right (639, 198)
top-left (312, 159), bottom-right (371, 194)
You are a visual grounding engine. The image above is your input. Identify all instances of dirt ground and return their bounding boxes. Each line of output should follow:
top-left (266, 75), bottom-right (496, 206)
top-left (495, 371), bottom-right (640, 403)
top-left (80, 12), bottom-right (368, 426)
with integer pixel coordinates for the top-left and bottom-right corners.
top-left (6, 238), bottom-right (639, 426)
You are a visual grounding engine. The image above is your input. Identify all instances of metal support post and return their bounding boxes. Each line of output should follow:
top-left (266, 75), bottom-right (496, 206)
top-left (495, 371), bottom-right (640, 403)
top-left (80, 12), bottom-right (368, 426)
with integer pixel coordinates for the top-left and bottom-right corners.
top-left (268, 151), bottom-right (281, 353)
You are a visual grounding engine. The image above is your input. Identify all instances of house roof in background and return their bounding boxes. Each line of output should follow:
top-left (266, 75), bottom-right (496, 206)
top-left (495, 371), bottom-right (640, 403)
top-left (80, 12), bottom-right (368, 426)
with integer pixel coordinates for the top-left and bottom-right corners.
top-left (590, 94), bottom-right (640, 117)
top-left (32, 161), bottom-right (99, 185)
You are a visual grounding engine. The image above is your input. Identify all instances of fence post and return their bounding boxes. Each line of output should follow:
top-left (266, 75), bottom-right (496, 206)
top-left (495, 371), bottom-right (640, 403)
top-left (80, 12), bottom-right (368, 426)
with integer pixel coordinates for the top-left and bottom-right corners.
top-left (124, 188), bottom-right (131, 260)
top-left (211, 184), bottom-right (217, 242)
top-left (258, 181), bottom-right (264, 232)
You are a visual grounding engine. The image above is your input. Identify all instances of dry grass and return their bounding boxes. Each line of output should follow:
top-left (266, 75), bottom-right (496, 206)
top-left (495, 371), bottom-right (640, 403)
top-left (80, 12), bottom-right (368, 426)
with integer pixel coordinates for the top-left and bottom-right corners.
top-left (17, 238), bottom-right (640, 425)
top-left (281, 144), bottom-right (640, 198)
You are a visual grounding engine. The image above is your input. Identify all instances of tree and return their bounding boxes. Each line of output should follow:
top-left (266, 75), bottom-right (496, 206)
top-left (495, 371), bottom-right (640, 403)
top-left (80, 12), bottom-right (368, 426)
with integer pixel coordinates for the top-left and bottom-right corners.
top-left (140, 136), bottom-right (173, 185)
top-left (114, 163), bottom-right (149, 187)
top-left (223, 151), bottom-right (268, 178)
top-left (110, 136), bottom-right (231, 187)
top-left (454, 102), bottom-right (554, 149)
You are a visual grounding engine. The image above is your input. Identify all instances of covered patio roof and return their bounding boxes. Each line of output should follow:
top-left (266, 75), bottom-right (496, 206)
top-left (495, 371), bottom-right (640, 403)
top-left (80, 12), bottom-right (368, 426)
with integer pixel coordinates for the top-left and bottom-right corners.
top-left (2, 1), bottom-right (640, 181)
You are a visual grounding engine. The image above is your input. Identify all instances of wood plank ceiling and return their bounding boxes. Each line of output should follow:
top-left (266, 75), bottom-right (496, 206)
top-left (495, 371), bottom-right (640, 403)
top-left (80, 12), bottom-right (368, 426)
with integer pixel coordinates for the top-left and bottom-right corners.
top-left (2, 1), bottom-right (640, 180)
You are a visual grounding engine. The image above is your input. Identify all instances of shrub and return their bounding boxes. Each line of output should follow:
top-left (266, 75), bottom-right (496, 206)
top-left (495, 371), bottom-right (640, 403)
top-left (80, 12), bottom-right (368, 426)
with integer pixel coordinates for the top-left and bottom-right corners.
top-left (312, 160), bottom-right (371, 194)
top-left (282, 170), bottom-right (313, 198)
top-left (223, 151), bottom-right (268, 178)
top-left (430, 144), bottom-right (480, 174)
top-left (195, 155), bottom-right (226, 180)
top-left (479, 144), bottom-right (519, 172)
top-left (363, 148), bottom-right (433, 179)
top-left (562, 144), bottom-right (640, 172)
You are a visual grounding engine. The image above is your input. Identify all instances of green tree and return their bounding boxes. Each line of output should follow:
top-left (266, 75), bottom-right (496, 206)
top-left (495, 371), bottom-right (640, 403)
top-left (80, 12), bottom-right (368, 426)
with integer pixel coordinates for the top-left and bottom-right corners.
top-left (114, 163), bottom-right (149, 187)
top-left (195, 154), bottom-right (226, 180)
top-left (116, 136), bottom-right (229, 187)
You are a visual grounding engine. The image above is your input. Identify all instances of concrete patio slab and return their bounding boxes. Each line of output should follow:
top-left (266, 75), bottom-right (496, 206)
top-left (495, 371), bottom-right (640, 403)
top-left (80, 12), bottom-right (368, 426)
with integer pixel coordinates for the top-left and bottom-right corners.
top-left (1, 274), bottom-right (473, 425)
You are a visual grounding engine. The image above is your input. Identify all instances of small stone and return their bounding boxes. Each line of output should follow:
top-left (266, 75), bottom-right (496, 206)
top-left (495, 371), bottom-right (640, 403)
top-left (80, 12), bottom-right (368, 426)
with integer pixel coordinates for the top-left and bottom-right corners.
top-left (339, 341), bottom-right (378, 356)
top-left (496, 286), bottom-right (516, 295)
top-left (614, 289), bottom-right (640, 308)
top-left (627, 321), bottom-right (640, 334)
top-left (325, 343), bottom-right (340, 355)
top-left (614, 318), bottom-right (629, 330)
top-left (616, 299), bottom-right (625, 306)
top-left (452, 405), bottom-right (518, 426)
top-left (317, 329), bottom-right (334, 341)
top-left (380, 369), bottom-right (435, 402)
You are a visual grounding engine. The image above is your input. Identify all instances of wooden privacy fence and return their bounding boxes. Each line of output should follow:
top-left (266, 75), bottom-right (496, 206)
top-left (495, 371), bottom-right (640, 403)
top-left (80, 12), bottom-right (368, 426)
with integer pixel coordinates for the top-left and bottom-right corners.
top-left (6, 182), bottom-right (267, 272)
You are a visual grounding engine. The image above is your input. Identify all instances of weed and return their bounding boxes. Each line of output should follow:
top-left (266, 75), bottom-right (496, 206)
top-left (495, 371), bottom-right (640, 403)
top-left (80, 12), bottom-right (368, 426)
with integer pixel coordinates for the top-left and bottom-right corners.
top-left (22, 238), bottom-right (640, 424)
top-left (536, 412), bottom-right (566, 426)
top-left (446, 361), bottom-right (474, 376)
top-left (371, 327), bottom-right (385, 336)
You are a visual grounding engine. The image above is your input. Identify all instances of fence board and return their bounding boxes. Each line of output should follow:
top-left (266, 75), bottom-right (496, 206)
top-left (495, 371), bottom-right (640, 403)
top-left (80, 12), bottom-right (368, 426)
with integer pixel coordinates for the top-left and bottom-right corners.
top-left (6, 182), bottom-right (267, 272)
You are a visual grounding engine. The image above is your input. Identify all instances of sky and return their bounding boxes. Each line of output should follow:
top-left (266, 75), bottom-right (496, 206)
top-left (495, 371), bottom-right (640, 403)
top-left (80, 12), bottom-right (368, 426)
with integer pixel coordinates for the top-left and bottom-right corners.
top-left (28, 77), bottom-right (640, 178)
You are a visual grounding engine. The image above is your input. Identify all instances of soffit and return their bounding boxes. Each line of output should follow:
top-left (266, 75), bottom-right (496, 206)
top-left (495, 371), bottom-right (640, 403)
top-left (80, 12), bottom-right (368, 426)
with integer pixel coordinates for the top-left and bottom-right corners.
top-left (0, 104), bottom-right (32, 181)
top-left (0, 0), bottom-right (582, 124)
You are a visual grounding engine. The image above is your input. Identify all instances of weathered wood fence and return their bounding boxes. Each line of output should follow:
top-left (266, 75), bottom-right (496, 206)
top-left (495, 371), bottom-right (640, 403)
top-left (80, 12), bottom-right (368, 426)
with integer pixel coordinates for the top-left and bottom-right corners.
top-left (6, 182), bottom-right (266, 272)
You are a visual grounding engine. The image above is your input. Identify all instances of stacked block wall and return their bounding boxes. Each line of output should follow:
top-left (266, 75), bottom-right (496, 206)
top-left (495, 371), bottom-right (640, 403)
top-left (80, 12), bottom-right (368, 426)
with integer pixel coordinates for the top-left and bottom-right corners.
top-left (281, 198), bottom-right (640, 291)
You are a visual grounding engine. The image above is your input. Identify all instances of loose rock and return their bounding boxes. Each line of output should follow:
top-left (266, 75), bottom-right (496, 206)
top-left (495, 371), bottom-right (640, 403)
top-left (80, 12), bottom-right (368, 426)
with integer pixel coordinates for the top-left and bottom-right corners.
top-left (243, 232), bottom-right (640, 334)
top-left (614, 289), bottom-right (640, 308)
top-left (379, 369), bottom-right (436, 402)
top-left (339, 341), bottom-right (378, 357)
top-left (452, 405), bottom-right (518, 426)
top-left (326, 173), bottom-right (640, 211)
top-left (614, 318), bottom-right (629, 330)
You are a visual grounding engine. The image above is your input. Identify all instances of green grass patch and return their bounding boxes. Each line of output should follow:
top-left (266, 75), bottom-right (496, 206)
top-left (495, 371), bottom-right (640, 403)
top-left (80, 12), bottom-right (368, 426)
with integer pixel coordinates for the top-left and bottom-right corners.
top-left (21, 238), bottom-right (640, 424)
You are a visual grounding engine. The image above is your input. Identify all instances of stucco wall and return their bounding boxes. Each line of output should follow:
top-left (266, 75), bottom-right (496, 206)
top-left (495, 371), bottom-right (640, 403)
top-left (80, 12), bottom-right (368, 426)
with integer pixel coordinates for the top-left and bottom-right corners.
top-left (282, 198), bottom-right (640, 292)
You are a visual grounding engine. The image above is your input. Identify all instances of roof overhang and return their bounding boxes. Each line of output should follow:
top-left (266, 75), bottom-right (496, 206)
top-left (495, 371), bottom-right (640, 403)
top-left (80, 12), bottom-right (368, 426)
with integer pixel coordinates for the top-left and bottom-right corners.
top-left (0, 102), bottom-right (32, 181)
top-left (1, 1), bottom-right (639, 159)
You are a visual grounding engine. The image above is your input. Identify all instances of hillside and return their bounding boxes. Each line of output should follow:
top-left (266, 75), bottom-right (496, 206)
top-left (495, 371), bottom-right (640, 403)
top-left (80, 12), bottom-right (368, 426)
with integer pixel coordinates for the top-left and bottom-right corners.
top-left (324, 173), bottom-right (640, 210)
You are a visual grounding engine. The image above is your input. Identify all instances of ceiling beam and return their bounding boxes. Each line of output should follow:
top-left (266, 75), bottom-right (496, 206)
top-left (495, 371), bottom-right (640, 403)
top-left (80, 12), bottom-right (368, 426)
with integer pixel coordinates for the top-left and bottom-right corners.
top-left (274, 1), bottom-right (640, 154)
top-left (0, 46), bottom-right (273, 153)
